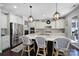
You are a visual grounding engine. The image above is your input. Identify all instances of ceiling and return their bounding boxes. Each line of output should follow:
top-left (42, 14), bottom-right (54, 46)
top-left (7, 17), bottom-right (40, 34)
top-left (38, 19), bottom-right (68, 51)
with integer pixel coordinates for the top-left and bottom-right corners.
top-left (0, 3), bottom-right (79, 19)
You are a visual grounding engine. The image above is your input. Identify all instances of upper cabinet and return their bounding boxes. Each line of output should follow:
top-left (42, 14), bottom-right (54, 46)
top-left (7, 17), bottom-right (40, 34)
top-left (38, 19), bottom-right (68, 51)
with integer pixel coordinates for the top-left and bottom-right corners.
top-left (29, 19), bottom-right (65, 29)
top-left (56, 19), bottom-right (65, 29)
top-left (9, 14), bottom-right (23, 24)
top-left (1, 13), bottom-right (8, 28)
top-left (30, 21), bottom-right (44, 28)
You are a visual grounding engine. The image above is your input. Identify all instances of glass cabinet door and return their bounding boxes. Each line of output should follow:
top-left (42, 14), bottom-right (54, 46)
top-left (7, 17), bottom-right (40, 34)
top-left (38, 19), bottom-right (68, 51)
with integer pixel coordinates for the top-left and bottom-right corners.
top-left (71, 16), bottom-right (79, 42)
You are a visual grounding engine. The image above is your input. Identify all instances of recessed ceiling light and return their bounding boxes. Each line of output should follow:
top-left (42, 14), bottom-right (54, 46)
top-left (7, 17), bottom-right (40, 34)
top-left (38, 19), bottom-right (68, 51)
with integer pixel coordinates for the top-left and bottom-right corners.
top-left (13, 6), bottom-right (17, 8)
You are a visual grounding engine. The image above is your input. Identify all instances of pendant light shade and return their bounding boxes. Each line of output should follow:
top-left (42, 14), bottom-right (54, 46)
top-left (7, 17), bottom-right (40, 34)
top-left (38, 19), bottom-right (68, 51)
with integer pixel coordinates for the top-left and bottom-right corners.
top-left (28, 15), bottom-right (33, 22)
top-left (28, 5), bottom-right (33, 22)
top-left (53, 3), bottom-right (60, 20)
top-left (53, 11), bottom-right (60, 20)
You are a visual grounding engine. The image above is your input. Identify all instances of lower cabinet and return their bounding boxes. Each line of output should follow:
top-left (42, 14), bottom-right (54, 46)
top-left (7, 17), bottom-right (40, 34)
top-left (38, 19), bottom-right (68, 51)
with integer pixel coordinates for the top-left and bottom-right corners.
top-left (2, 36), bottom-right (10, 50)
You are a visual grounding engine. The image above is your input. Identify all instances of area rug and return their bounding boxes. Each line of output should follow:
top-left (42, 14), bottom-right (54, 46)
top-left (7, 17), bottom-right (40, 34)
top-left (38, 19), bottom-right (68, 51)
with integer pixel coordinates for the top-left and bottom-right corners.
top-left (11, 44), bottom-right (24, 53)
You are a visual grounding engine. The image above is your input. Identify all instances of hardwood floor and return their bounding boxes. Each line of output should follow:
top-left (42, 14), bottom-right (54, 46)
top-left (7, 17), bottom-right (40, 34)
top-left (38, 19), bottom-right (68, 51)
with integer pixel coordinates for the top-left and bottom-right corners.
top-left (0, 49), bottom-right (36, 56)
top-left (0, 45), bottom-right (79, 56)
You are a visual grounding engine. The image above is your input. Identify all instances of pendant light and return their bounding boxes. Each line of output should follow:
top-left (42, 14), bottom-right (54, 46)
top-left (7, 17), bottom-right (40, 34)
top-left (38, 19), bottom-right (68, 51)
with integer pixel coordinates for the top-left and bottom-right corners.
top-left (28, 5), bottom-right (33, 22)
top-left (53, 3), bottom-right (60, 20)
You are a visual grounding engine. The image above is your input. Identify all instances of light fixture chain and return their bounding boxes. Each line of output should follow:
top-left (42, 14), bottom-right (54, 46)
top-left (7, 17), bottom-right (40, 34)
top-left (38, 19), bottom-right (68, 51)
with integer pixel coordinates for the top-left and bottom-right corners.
top-left (56, 3), bottom-right (57, 12)
top-left (30, 6), bottom-right (32, 16)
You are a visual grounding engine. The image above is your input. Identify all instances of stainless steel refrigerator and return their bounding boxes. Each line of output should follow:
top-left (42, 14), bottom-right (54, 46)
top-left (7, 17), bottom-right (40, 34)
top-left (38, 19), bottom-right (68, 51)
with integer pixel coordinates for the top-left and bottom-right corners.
top-left (10, 23), bottom-right (23, 48)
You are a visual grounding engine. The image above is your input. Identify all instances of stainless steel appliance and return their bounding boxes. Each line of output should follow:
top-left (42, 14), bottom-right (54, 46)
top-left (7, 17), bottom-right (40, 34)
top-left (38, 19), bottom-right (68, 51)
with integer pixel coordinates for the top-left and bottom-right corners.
top-left (10, 23), bottom-right (23, 48)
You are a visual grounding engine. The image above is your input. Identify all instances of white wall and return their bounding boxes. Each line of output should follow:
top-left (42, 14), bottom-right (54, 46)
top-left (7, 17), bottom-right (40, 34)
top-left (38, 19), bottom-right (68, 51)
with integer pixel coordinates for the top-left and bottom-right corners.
top-left (9, 14), bottom-right (23, 24)
top-left (0, 9), bottom-right (2, 53)
top-left (65, 6), bottom-right (79, 39)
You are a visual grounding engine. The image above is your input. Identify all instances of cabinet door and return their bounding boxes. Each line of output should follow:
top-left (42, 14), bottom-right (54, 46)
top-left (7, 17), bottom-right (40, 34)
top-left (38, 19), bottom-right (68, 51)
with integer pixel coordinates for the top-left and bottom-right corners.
top-left (1, 13), bottom-right (8, 28)
top-left (16, 16), bottom-right (23, 24)
top-left (38, 22), bottom-right (45, 28)
top-left (56, 19), bottom-right (65, 29)
top-left (2, 36), bottom-right (10, 50)
top-left (51, 21), bottom-right (55, 28)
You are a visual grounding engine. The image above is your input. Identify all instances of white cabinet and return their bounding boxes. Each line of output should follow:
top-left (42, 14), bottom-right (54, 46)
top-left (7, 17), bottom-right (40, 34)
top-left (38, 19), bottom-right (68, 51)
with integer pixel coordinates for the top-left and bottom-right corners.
top-left (28, 19), bottom-right (65, 29)
top-left (51, 21), bottom-right (55, 29)
top-left (1, 13), bottom-right (8, 28)
top-left (10, 14), bottom-right (23, 24)
top-left (16, 16), bottom-right (23, 24)
top-left (2, 36), bottom-right (10, 50)
top-left (37, 22), bottom-right (44, 28)
top-left (9, 14), bottom-right (17, 23)
top-left (0, 9), bottom-right (2, 53)
top-left (56, 19), bottom-right (65, 29)
top-left (30, 21), bottom-right (44, 28)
